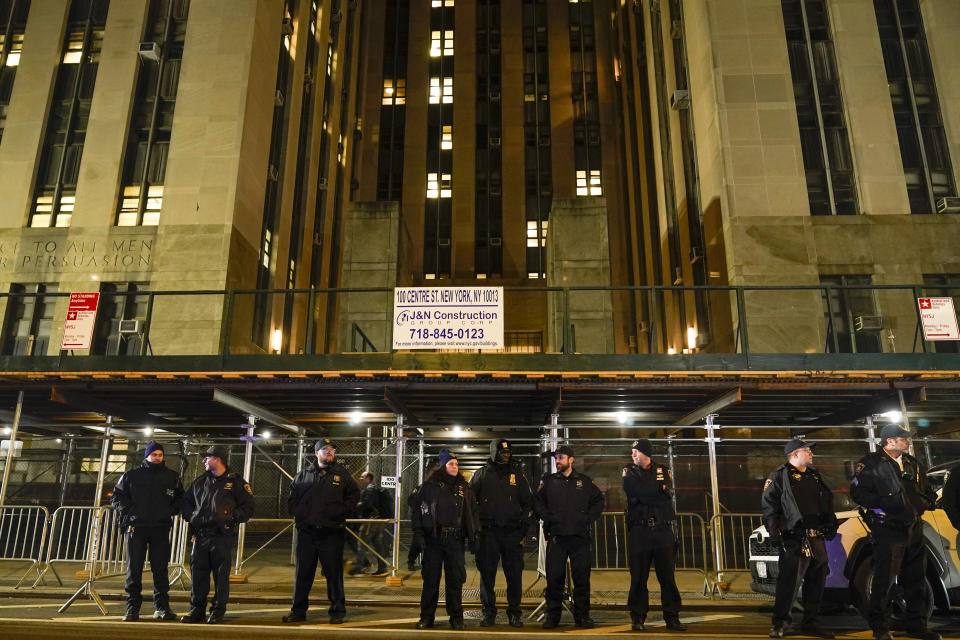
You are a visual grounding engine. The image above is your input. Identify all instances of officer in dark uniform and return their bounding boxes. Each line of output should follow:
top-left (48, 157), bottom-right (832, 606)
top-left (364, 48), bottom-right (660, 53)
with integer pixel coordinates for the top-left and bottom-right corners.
top-left (283, 438), bottom-right (360, 624)
top-left (761, 438), bottom-right (838, 639)
top-left (469, 438), bottom-right (533, 628)
top-left (411, 450), bottom-right (479, 630)
top-left (180, 445), bottom-right (254, 624)
top-left (623, 438), bottom-right (686, 632)
top-left (851, 424), bottom-right (939, 640)
top-left (534, 445), bottom-right (604, 629)
top-left (111, 440), bottom-right (183, 622)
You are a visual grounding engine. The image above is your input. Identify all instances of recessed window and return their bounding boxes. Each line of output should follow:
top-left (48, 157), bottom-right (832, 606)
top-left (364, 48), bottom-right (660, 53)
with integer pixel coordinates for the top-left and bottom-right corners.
top-left (441, 125), bottom-right (452, 150)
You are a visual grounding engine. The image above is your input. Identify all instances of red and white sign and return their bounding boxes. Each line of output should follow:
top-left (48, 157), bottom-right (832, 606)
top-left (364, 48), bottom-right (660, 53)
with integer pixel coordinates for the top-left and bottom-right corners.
top-left (917, 297), bottom-right (960, 341)
top-left (61, 292), bottom-right (100, 350)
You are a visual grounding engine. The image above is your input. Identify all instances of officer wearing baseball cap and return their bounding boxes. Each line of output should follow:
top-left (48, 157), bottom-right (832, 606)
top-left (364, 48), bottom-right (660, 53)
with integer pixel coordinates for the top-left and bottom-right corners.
top-left (469, 438), bottom-right (533, 627)
top-left (111, 441), bottom-right (183, 622)
top-left (181, 445), bottom-right (254, 624)
top-left (851, 425), bottom-right (938, 640)
top-left (283, 438), bottom-right (360, 624)
top-left (534, 445), bottom-right (604, 629)
top-left (762, 438), bottom-right (838, 639)
top-left (623, 439), bottom-right (686, 632)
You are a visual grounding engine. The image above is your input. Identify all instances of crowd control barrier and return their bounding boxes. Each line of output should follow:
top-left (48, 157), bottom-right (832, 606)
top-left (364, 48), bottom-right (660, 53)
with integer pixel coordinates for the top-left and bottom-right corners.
top-left (0, 505), bottom-right (50, 588)
top-left (708, 512), bottom-right (764, 597)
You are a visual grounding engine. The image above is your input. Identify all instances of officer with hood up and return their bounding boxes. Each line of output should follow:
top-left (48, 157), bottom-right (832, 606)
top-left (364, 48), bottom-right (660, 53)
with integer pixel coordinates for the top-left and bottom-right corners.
top-left (469, 438), bottom-right (533, 627)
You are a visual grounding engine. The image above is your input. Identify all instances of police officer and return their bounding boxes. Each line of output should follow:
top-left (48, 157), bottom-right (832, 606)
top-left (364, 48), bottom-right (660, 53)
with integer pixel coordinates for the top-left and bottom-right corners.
top-left (761, 438), bottom-right (838, 639)
top-left (411, 450), bottom-right (479, 630)
top-left (180, 445), bottom-right (254, 624)
top-left (534, 445), bottom-right (604, 629)
top-left (111, 440), bottom-right (183, 622)
top-left (469, 438), bottom-right (533, 628)
top-left (851, 425), bottom-right (939, 640)
top-left (283, 438), bottom-right (360, 624)
top-left (623, 439), bottom-right (686, 632)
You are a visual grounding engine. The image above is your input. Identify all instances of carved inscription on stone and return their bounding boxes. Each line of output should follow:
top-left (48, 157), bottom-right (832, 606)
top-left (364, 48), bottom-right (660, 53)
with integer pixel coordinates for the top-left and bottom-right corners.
top-left (0, 238), bottom-right (154, 273)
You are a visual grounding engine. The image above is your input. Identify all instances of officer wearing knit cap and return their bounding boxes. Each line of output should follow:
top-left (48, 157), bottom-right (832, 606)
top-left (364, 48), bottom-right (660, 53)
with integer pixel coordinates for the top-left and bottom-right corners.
top-left (534, 444), bottom-right (604, 629)
top-left (469, 438), bottom-right (533, 627)
top-left (851, 426), bottom-right (938, 640)
top-left (623, 439), bottom-right (685, 631)
top-left (411, 449), bottom-right (479, 630)
top-left (283, 437), bottom-right (359, 625)
top-left (111, 440), bottom-right (184, 622)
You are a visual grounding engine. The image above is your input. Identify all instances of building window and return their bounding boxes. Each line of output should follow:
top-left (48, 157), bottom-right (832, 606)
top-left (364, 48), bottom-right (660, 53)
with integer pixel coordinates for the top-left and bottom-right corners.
top-left (474, 0), bottom-right (502, 279)
top-left (522, 0), bottom-right (552, 279)
top-left (116, 0), bottom-right (189, 226)
top-left (874, 0), bottom-right (955, 213)
top-left (1, 283), bottom-right (57, 356)
top-left (569, 0), bottom-right (601, 200)
top-left (424, 0), bottom-right (454, 279)
top-left (820, 274), bottom-right (882, 353)
top-left (29, 0), bottom-right (109, 228)
top-left (0, 0), bottom-right (31, 146)
top-left (922, 274), bottom-right (960, 354)
top-left (91, 282), bottom-right (148, 356)
top-left (782, 0), bottom-right (857, 215)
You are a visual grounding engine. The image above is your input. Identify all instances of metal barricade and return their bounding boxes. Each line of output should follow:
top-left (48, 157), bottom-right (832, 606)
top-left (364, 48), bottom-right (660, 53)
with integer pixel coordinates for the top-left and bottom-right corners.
top-left (35, 505), bottom-right (100, 588)
top-left (0, 505), bottom-right (50, 588)
top-left (592, 511), bottom-right (711, 592)
top-left (708, 512), bottom-right (764, 597)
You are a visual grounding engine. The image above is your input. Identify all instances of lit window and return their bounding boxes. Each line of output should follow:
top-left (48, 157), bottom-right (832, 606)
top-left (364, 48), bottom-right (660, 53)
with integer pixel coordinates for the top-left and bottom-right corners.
top-left (326, 44), bottom-right (333, 75)
top-left (477, 273), bottom-right (486, 279)
top-left (444, 30), bottom-right (454, 56)
top-left (590, 169), bottom-right (602, 195)
top-left (440, 173), bottom-right (452, 198)
top-left (262, 230), bottom-right (272, 268)
top-left (382, 79), bottom-right (394, 104)
top-left (527, 220), bottom-right (548, 247)
top-left (63, 33), bottom-right (83, 63)
top-left (425, 273), bottom-right (436, 279)
top-left (429, 77), bottom-right (441, 104)
top-left (427, 172), bottom-right (439, 198)
top-left (430, 29), bottom-right (454, 57)
top-left (430, 31), bottom-right (441, 57)
top-left (443, 77), bottom-right (453, 103)
top-left (441, 125), bottom-right (452, 150)
top-left (576, 170), bottom-right (588, 196)
top-left (431, 0), bottom-right (455, 6)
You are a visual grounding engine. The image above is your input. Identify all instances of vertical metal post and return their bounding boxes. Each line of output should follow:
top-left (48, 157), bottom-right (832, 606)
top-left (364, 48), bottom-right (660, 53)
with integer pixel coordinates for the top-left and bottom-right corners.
top-left (391, 414), bottom-right (404, 580)
top-left (365, 426), bottom-right (372, 471)
top-left (865, 415), bottom-right (877, 453)
top-left (291, 428), bottom-right (305, 566)
top-left (0, 390), bottom-right (24, 506)
top-left (705, 413), bottom-right (723, 587)
top-left (735, 287), bottom-right (749, 356)
top-left (92, 417), bottom-right (112, 507)
top-left (666, 434), bottom-right (677, 512)
top-left (235, 415), bottom-right (255, 575)
top-left (305, 287), bottom-right (317, 354)
top-left (549, 414), bottom-right (559, 474)
top-left (58, 437), bottom-right (75, 508)
top-left (139, 293), bottom-right (155, 356)
top-left (898, 389), bottom-right (916, 456)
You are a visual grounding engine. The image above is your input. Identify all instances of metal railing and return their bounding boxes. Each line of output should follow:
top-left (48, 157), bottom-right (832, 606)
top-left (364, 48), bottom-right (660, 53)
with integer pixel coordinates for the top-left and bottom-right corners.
top-left (0, 505), bottom-right (50, 588)
top-left (708, 512), bottom-right (765, 597)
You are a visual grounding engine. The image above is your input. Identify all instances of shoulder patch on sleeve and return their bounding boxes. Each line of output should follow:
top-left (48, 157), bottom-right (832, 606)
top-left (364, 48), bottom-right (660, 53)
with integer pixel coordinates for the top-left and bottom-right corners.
top-left (855, 462), bottom-right (865, 475)
top-left (622, 467), bottom-right (628, 477)
top-left (763, 478), bottom-right (773, 492)
top-left (244, 482), bottom-right (253, 494)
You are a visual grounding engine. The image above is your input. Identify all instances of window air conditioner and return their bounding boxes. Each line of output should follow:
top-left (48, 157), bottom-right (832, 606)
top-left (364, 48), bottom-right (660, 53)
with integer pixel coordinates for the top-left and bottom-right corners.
top-left (670, 89), bottom-right (690, 110)
top-left (489, 136), bottom-right (501, 147)
top-left (936, 197), bottom-right (960, 214)
top-left (854, 315), bottom-right (884, 332)
top-left (281, 17), bottom-right (294, 36)
top-left (118, 319), bottom-right (141, 334)
top-left (138, 42), bottom-right (161, 63)
top-left (318, 177), bottom-right (328, 189)
top-left (438, 238), bottom-right (451, 247)
top-left (489, 91), bottom-right (501, 102)
top-left (690, 246), bottom-right (703, 262)
top-left (490, 237), bottom-right (502, 247)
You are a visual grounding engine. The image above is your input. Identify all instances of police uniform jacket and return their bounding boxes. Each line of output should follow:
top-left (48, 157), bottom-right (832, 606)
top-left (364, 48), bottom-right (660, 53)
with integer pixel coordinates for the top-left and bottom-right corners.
top-left (943, 464), bottom-right (960, 531)
top-left (112, 460), bottom-right (184, 529)
top-left (469, 443), bottom-right (533, 529)
top-left (411, 468), bottom-right (480, 542)
top-left (182, 467), bottom-right (254, 536)
top-left (288, 460), bottom-right (361, 529)
top-left (622, 460), bottom-right (675, 528)
top-left (534, 470), bottom-right (604, 537)
top-left (761, 463), bottom-right (837, 539)
top-left (850, 450), bottom-right (936, 527)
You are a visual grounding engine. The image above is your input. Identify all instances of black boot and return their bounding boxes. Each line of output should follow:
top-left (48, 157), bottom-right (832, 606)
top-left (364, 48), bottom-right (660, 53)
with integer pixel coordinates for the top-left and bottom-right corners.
top-left (121, 607), bottom-right (139, 622)
top-left (631, 614), bottom-right (645, 631)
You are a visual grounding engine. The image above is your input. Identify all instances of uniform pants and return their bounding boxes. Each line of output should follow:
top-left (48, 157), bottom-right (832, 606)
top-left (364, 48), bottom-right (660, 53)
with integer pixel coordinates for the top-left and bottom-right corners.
top-left (627, 525), bottom-right (682, 622)
top-left (124, 525), bottom-right (171, 611)
top-left (545, 534), bottom-right (591, 621)
top-left (420, 534), bottom-right (466, 622)
top-left (869, 523), bottom-right (928, 634)
top-left (772, 535), bottom-right (828, 627)
top-left (189, 534), bottom-right (234, 616)
top-left (476, 525), bottom-right (524, 618)
top-left (292, 526), bottom-right (346, 616)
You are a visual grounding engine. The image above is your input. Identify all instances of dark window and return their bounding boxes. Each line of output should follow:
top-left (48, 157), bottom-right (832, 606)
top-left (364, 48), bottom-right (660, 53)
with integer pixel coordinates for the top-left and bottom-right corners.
top-left (91, 282), bottom-right (148, 356)
top-left (475, 0), bottom-right (501, 278)
top-left (874, 0), bottom-right (955, 213)
top-left (569, 0), bottom-right (602, 202)
top-left (522, 0), bottom-right (551, 279)
top-left (0, 0), bottom-right (31, 145)
top-left (922, 274), bottom-right (960, 353)
top-left (253, 0), bottom-right (297, 348)
top-left (423, 0), bottom-right (454, 279)
top-left (116, 0), bottom-right (189, 226)
top-left (820, 274), bottom-right (882, 353)
top-left (376, 0), bottom-right (408, 201)
top-left (782, 0), bottom-right (858, 215)
top-left (1, 283), bottom-right (57, 355)
top-left (29, 0), bottom-right (109, 228)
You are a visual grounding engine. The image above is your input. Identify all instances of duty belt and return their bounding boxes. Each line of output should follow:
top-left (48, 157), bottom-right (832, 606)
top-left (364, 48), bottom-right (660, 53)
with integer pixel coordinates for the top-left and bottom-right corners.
top-left (638, 517), bottom-right (673, 528)
top-left (804, 529), bottom-right (822, 538)
top-left (439, 526), bottom-right (462, 537)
